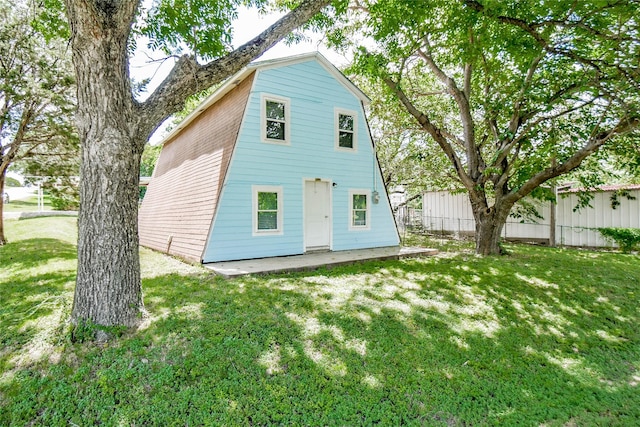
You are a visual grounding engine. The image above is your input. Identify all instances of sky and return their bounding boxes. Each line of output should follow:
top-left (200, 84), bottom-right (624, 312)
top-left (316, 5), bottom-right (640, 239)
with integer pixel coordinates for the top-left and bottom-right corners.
top-left (231, 6), bottom-right (348, 64)
top-left (131, 6), bottom-right (350, 144)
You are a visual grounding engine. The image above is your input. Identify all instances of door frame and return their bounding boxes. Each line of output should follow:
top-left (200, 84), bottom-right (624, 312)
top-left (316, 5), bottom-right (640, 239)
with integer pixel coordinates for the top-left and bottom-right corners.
top-left (302, 178), bottom-right (332, 252)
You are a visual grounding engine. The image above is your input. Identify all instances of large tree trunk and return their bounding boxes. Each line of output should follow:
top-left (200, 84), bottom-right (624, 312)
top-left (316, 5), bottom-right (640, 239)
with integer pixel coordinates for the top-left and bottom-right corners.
top-left (0, 171), bottom-right (6, 245)
top-left (66, 1), bottom-right (145, 328)
top-left (470, 197), bottom-right (512, 255)
top-left (72, 132), bottom-right (145, 328)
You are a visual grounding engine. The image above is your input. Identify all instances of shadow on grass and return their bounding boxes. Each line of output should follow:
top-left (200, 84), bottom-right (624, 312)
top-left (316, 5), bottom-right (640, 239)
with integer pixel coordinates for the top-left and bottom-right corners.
top-left (0, 238), bottom-right (76, 270)
top-left (1, 245), bottom-right (639, 425)
top-left (0, 238), bottom-right (76, 382)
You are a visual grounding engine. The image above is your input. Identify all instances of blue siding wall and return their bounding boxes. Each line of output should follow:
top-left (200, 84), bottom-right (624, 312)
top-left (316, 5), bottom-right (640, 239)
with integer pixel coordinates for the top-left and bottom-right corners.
top-left (203, 59), bottom-right (399, 262)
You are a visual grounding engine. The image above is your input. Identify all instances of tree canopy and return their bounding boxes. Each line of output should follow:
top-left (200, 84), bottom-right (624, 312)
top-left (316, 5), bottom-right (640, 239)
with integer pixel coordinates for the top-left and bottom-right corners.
top-left (353, 75), bottom-right (455, 197)
top-left (340, 0), bottom-right (639, 254)
top-left (0, 0), bottom-right (77, 243)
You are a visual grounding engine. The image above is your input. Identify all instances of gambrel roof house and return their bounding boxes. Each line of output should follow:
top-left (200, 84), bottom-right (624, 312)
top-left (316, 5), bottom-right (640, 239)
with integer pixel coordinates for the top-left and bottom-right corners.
top-left (139, 52), bottom-right (400, 263)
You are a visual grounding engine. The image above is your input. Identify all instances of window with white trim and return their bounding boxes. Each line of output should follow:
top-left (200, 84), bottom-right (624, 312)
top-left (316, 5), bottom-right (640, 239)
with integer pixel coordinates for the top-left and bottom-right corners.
top-left (261, 94), bottom-right (290, 144)
top-left (252, 186), bottom-right (283, 235)
top-left (349, 190), bottom-right (370, 230)
top-left (335, 108), bottom-right (357, 151)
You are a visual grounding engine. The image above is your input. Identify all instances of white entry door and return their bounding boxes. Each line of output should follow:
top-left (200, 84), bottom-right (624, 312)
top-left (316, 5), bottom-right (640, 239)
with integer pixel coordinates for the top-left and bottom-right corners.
top-left (304, 180), bottom-right (331, 251)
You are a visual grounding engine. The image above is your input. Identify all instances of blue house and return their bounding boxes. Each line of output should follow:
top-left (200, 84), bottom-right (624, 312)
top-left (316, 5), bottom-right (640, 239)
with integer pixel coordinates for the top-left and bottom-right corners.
top-left (139, 53), bottom-right (400, 263)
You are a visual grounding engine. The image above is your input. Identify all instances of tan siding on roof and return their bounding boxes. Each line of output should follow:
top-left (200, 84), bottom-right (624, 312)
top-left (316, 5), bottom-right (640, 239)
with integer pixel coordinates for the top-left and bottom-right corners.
top-left (139, 73), bottom-right (255, 262)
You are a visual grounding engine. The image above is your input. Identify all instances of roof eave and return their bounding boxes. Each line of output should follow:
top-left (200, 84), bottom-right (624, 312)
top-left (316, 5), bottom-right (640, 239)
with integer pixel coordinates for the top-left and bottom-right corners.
top-left (160, 67), bottom-right (255, 146)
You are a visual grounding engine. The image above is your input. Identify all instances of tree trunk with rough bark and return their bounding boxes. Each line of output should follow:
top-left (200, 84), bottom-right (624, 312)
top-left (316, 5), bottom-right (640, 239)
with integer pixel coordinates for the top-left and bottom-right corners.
top-left (72, 135), bottom-right (145, 327)
top-left (66, 0), bottom-right (145, 328)
top-left (472, 205), bottom-right (510, 255)
top-left (0, 172), bottom-right (6, 245)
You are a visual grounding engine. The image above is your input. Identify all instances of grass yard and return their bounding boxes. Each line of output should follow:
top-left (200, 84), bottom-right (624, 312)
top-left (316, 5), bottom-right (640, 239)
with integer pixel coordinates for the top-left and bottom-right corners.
top-left (1, 217), bottom-right (639, 426)
top-left (2, 194), bottom-right (52, 213)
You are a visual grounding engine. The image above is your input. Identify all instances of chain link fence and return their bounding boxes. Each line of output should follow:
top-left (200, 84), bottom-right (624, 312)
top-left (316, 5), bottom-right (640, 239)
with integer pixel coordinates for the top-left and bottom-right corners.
top-left (395, 207), bottom-right (615, 248)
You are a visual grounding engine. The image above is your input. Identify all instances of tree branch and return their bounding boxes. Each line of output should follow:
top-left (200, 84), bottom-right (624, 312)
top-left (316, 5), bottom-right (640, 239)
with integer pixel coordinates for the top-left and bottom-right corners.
top-left (139, 0), bottom-right (331, 141)
top-left (463, 0), bottom-right (615, 74)
top-left (0, 102), bottom-right (35, 172)
top-left (416, 42), bottom-right (479, 179)
top-left (505, 53), bottom-right (544, 138)
top-left (504, 115), bottom-right (640, 205)
top-left (490, 84), bottom-right (590, 170)
top-left (464, 27), bottom-right (474, 101)
top-left (383, 76), bottom-right (475, 191)
top-left (397, 193), bottom-right (422, 208)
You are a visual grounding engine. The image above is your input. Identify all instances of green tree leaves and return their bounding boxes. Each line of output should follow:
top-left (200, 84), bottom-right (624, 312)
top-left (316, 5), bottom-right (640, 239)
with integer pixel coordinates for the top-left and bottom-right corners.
top-left (597, 227), bottom-right (640, 253)
top-left (339, 0), bottom-right (639, 254)
top-left (0, 0), bottom-right (78, 240)
top-left (139, 0), bottom-right (246, 59)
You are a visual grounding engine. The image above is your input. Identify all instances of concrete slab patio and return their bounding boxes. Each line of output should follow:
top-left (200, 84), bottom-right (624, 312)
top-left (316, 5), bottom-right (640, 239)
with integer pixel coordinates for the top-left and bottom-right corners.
top-left (204, 246), bottom-right (438, 278)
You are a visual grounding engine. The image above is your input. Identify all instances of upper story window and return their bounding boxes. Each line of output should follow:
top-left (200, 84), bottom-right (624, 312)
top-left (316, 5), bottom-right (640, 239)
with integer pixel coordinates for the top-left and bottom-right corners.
top-left (261, 94), bottom-right (290, 144)
top-left (335, 108), bottom-right (357, 151)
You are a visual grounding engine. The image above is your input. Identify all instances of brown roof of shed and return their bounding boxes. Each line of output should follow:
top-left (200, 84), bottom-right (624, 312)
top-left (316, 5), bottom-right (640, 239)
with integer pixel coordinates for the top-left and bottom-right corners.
top-left (559, 183), bottom-right (640, 193)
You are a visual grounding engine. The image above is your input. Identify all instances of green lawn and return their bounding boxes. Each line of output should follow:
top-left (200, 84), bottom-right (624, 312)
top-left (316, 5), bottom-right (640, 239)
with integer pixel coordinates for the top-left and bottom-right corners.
top-left (1, 217), bottom-right (639, 426)
top-left (2, 194), bottom-right (52, 213)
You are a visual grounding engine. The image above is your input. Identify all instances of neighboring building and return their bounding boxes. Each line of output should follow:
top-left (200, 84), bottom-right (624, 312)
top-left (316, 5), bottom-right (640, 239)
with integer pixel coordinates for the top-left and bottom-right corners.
top-left (421, 184), bottom-right (640, 247)
top-left (556, 184), bottom-right (640, 247)
top-left (139, 53), bottom-right (399, 263)
top-left (388, 185), bottom-right (407, 209)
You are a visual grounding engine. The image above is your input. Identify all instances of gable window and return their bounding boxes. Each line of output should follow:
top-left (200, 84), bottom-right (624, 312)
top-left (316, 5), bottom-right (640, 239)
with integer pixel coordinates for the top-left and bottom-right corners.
top-left (252, 185), bottom-right (283, 235)
top-left (335, 108), bottom-right (357, 151)
top-left (349, 190), bottom-right (370, 230)
top-left (261, 94), bottom-right (290, 144)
